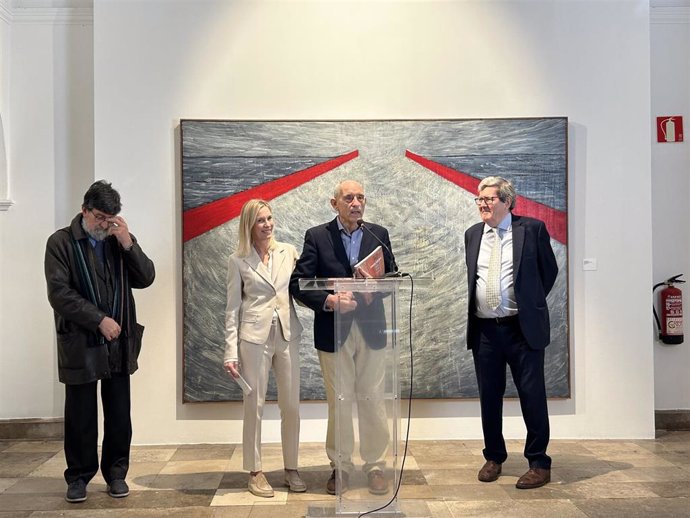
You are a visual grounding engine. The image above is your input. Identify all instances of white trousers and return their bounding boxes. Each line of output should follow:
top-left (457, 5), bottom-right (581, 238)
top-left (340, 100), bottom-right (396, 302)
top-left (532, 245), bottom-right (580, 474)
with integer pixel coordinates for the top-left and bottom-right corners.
top-left (239, 321), bottom-right (300, 472)
top-left (318, 321), bottom-right (389, 474)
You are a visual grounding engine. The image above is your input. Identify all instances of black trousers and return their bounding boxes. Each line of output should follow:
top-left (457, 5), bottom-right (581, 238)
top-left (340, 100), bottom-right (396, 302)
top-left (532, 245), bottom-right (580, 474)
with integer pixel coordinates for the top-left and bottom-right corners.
top-left (471, 318), bottom-right (551, 469)
top-left (63, 373), bottom-right (131, 485)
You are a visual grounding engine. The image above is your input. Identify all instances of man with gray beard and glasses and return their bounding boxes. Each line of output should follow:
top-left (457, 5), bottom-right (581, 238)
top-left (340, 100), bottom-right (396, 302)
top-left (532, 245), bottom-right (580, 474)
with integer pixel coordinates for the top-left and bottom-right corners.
top-left (44, 180), bottom-right (155, 504)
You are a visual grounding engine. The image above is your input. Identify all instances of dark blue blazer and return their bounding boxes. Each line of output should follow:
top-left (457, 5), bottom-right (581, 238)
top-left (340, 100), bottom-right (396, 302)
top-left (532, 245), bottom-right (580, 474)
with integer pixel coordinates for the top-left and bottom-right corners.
top-left (464, 214), bottom-right (558, 350)
top-left (289, 218), bottom-right (396, 353)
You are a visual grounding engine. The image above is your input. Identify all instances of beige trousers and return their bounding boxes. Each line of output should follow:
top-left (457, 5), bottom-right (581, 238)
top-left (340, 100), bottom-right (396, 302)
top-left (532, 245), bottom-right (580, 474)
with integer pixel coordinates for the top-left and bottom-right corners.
top-left (318, 321), bottom-right (389, 474)
top-left (239, 321), bottom-right (300, 472)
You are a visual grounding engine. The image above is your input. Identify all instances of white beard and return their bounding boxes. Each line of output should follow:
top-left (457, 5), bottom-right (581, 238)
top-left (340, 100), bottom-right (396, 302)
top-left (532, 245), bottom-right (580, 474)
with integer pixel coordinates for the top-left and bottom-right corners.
top-left (82, 217), bottom-right (108, 241)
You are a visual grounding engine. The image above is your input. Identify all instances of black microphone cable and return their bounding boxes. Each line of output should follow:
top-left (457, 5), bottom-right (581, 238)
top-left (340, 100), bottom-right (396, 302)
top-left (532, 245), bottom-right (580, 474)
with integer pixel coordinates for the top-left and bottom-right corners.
top-left (357, 272), bottom-right (414, 518)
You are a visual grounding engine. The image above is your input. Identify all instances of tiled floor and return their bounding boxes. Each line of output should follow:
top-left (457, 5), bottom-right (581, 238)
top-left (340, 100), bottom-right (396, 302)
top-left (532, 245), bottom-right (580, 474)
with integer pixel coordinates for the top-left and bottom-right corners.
top-left (1, 431), bottom-right (689, 517)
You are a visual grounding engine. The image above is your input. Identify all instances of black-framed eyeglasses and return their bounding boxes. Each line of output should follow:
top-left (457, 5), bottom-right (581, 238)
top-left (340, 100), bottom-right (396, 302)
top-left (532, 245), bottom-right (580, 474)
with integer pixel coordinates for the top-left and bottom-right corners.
top-left (474, 196), bottom-right (500, 206)
top-left (342, 194), bottom-right (366, 204)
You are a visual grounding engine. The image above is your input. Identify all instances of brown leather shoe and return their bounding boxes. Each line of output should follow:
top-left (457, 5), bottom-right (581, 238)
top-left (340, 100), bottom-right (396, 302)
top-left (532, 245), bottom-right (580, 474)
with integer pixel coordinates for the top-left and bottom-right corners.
top-left (326, 470), bottom-right (349, 495)
top-left (478, 460), bottom-right (502, 482)
top-left (516, 468), bottom-right (551, 489)
top-left (367, 469), bottom-right (388, 495)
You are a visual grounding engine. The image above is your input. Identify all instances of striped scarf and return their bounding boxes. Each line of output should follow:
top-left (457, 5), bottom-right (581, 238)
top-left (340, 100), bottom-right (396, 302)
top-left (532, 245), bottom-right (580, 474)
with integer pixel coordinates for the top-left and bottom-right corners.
top-left (70, 235), bottom-right (130, 344)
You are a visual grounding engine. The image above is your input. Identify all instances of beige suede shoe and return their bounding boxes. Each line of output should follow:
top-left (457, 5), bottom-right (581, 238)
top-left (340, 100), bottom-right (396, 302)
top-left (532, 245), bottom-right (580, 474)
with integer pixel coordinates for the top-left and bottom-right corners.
top-left (284, 469), bottom-right (307, 492)
top-left (248, 472), bottom-right (274, 497)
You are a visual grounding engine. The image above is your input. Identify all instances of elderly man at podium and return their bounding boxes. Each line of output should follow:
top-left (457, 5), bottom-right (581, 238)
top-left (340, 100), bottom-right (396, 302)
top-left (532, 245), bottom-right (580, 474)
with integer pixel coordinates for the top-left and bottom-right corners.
top-left (290, 179), bottom-right (397, 496)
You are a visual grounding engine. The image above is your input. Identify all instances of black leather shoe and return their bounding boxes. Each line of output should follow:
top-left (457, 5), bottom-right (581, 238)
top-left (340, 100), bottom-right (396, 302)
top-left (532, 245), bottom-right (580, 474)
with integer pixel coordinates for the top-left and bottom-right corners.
top-left (516, 468), bottom-right (550, 489)
top-left (478, 460), bottom-right (502, 482)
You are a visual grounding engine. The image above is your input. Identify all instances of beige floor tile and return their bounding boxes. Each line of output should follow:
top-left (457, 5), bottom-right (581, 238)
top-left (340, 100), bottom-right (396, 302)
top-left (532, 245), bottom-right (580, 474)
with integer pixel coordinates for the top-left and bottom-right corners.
top-left (2, 476), bottom-right (64, 494)
top-left (24, 453), bottom-right (65, 478)
top-left (552, 465), bottom-right (635, 484)
top-left (446, 498), bottom-right (590, 518)
top-left (426, 500), bottom-right (454, 518)
top-left (130, 448), bottom-right (178, 463)
top-left (643, 480), bottom-right (690, 497)
top-left (211, 506), bottom-right (252, 518)
top-left (430, 482), bottom-right (511, 501)
top-left (422, 468), bottom-right (482, 485)
top-left (127, 462), bottom-right (167, 491)
top-left (580, 441), bottom-right (647, 456)
top-left (171, 445), bottom-right (235, 462)
top-left (0, 453), bottom-right (59, 478)
top-left (2, 432), bottom-right (689, 517)
top-left (159, 459), bottom-right (230, 475)
top-left (414, 454), bottom-right (484, 470)
top-left (561, 480), bottom-right (660, 500)
top-left (0, 478), bottom-right (19, 493)
top-left (619, 465), bottom-right (690, 482)
top-left (210, 487), bottom-right (288, 506)
top-left (150, 471), bottom-right (224, 490)
top-left (573, 496), bottom-right (690, 517)
top-left (3, 442), bottom-right (63, 454)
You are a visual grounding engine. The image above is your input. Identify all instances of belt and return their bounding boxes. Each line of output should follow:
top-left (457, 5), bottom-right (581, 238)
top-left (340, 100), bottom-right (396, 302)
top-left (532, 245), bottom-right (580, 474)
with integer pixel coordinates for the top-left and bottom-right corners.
top-left (479, 315), bottom-right (519, 326)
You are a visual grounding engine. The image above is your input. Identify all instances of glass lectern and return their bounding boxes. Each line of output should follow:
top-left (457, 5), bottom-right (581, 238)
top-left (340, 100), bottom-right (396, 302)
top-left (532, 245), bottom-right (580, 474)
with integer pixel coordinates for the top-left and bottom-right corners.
top-left (300, 277), bottom-right (407, 517)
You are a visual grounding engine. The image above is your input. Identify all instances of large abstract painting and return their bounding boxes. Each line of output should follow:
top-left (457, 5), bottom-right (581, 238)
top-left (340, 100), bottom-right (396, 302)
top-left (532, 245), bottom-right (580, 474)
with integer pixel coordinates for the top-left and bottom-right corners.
top-left (181, 118), bottom-right (569, 402)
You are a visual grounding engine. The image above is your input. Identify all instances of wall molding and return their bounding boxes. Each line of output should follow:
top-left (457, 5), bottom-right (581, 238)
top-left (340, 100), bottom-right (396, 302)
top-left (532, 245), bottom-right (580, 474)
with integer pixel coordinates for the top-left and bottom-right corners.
top-left (656, 410), bottom-right (690, 431)
top-left (0, 412), bottom-right (688, 441)
top-left (12, 7), bottom-right (93, 24)
top-left (0, 1), bottom-right (11, 24)
top-left (0, 418), bottom-right (63, 440)
top-left (651, 6), bottom-right (690, 24)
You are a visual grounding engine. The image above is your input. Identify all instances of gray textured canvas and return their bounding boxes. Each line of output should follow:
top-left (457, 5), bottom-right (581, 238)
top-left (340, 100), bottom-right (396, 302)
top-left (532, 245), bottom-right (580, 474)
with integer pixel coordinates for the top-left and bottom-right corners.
top-left (181, 118), bottom-right (569, 402)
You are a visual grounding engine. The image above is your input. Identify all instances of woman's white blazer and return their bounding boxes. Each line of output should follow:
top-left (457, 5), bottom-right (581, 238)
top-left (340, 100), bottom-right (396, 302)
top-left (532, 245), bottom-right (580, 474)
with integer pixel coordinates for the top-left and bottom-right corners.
top-left (224, 242), bottom-right (303, 362)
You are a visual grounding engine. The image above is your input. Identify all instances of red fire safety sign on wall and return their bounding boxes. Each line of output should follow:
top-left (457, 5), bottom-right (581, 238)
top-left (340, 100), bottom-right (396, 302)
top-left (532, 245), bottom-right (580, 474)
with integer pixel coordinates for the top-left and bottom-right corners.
top-left (657, 116), bottom-right (684, 142)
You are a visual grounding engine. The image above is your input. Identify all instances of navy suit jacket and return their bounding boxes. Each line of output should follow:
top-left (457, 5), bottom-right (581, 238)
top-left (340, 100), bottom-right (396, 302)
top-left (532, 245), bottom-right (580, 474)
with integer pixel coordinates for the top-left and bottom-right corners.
top-left (289, 218), bottom-right (396, 353)
top-left (464, 214), bottom-right (558, 350)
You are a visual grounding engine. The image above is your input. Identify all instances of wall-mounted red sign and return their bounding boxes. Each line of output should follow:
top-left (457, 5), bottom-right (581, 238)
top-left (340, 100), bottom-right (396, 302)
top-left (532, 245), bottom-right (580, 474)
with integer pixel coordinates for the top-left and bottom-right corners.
top-left (657, 116), bottom-right (684, 143)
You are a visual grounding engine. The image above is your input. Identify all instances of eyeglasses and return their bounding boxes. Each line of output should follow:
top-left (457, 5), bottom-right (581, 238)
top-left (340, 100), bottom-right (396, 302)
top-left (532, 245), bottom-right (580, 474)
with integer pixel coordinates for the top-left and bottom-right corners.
top-left (90, 209), bottom-right (111, 222)
top-left (474, 196), bottom-right (500, 206)
top-left (342, 194), bottom-right (366, 204)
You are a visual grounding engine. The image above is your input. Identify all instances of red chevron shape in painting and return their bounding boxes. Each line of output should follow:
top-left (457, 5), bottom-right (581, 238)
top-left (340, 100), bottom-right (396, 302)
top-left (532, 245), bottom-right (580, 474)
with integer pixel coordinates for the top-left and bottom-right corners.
top-left (405, 150), bottom-right (567, 245)
top-left (183, 150), bottom-right (359, 242)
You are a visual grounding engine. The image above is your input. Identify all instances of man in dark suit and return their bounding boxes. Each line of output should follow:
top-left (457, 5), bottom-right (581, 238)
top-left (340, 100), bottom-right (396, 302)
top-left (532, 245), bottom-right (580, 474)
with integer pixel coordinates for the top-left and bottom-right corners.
top-left (464, 176), bottom-right (558, 489)
top-left (290, 180), bottom-right (396, 496)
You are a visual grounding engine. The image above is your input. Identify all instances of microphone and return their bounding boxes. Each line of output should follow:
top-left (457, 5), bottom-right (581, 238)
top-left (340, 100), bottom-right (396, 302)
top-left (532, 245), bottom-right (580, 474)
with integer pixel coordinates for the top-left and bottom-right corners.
top-left (356, 219), bottom-right (401, 276)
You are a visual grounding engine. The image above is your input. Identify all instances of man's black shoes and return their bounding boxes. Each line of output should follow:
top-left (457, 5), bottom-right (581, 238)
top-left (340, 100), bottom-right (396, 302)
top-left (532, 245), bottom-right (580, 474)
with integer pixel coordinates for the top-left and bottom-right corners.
top-left (108, 479), bottom-right (130, 498)
top-left (65, 479), bottom-right (87, 503)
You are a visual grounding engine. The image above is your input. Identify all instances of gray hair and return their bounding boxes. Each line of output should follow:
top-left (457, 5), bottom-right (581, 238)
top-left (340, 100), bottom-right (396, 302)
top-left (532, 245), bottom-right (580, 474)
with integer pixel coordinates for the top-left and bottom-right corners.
top-left (333, 180), bottom-right (364, 200)
top-left (478, 176), bottom-right (516, 210)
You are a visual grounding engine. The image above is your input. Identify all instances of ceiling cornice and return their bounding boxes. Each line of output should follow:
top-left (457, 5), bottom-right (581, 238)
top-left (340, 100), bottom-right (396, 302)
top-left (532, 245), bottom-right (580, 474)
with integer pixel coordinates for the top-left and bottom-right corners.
top-left (12, 6), bottom-right (92, 24)
top-left (1, 3), bottom-right (686, 27)
top-left (0, 1), bottom-right (11, 24)
top-left (651, 6), bottom-right (690, 24)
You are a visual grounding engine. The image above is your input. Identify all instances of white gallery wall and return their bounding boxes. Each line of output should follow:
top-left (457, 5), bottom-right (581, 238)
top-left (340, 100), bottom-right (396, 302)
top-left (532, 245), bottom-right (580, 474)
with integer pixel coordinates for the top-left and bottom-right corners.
top-left (0, 0), bottom-right (94, 419)
top-left (651, 2), bottom-right (690, 410)
top-left (2, 0), bottom-right (686, 445)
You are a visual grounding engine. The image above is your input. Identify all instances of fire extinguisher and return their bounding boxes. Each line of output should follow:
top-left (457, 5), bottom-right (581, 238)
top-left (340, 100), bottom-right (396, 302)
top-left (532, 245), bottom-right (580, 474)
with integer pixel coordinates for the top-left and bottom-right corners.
top-left (653, 274), bottom-right (685, 344)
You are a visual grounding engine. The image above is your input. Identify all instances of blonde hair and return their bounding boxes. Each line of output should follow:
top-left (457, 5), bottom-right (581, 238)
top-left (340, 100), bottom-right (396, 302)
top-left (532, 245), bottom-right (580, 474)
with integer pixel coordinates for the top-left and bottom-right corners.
top-left (236, 199), bottom-right (276, 257)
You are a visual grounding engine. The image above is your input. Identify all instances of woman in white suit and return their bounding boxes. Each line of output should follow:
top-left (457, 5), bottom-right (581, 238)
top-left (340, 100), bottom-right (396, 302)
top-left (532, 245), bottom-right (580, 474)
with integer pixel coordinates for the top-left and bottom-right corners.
top-left (224, 199), bottom-right (305, 497)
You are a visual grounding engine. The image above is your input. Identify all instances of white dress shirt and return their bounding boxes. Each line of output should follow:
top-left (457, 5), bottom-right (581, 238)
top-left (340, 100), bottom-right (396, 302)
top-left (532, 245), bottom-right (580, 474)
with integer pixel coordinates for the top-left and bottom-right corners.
top-left (474, 213), bottom-right (518, 318)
